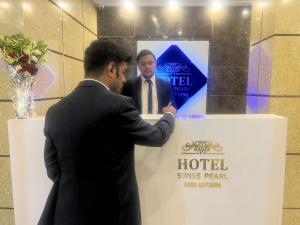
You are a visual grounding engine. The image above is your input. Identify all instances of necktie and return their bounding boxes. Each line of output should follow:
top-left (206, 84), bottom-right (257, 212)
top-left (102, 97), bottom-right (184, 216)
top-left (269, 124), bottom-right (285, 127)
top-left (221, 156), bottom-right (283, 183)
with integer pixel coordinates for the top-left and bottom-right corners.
top-left (146, 79), bottom-right (152, 114)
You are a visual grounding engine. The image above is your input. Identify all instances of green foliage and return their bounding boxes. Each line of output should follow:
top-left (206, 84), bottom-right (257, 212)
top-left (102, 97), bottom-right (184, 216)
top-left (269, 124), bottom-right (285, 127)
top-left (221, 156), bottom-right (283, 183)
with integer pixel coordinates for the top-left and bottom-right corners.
top-left (0, 33), bottom-right (48, 67)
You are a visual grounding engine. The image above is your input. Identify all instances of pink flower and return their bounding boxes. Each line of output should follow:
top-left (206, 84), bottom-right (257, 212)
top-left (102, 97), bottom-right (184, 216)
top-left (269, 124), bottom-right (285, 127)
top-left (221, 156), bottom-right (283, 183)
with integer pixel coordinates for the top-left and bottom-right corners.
top-left (27, 65), bottom-right (38, 76)
top-left (19, 54), bottom-right (29, 63)
top-left (18, 64), bottom-right (38, 76)
top-left (8, 52), bottom-right (17, 58)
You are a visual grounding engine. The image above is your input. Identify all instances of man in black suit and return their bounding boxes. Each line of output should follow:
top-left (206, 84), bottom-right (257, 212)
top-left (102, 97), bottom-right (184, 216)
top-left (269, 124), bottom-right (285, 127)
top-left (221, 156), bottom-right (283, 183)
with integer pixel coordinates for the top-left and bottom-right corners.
top-left (38, 40), bottom-right (176, 225)
top-left (122, 49), bottom-right (175, 114)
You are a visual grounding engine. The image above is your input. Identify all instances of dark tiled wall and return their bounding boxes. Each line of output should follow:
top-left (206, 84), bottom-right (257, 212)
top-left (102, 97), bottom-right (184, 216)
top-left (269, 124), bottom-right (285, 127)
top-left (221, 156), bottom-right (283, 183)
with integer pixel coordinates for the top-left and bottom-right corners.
top-left (98, 6), bottom-right (251, 114)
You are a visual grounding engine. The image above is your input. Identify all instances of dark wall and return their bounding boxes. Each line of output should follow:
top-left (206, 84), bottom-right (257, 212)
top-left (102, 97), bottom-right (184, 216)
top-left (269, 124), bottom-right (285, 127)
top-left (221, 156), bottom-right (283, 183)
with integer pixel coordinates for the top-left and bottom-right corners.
top-left (98, 6), bottom-right (251, 114)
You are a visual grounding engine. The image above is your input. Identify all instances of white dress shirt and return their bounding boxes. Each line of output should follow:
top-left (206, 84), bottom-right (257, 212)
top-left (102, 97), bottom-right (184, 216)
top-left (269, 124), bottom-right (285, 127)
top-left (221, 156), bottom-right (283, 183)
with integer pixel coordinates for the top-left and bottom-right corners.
top-left (141, 75), bottom-right (158, 114)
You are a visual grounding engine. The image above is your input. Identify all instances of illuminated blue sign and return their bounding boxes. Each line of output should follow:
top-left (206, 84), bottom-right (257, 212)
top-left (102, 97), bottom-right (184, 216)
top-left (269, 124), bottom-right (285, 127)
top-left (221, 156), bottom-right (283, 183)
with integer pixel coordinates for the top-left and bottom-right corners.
top-left (156, 45), bottom-right (207, 109)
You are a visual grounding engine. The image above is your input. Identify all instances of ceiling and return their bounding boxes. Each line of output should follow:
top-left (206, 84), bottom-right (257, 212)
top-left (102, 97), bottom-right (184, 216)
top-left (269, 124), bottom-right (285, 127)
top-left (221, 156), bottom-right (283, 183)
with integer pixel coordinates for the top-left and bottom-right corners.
top-left (92, 0), bottom-right (252, 7)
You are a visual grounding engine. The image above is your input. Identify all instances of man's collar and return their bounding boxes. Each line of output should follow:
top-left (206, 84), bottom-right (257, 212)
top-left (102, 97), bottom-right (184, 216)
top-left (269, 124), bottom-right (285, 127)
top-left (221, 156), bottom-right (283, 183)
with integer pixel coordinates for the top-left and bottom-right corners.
top-left (141, 74), bottom-right (156, 84)
top-left (83, 79), bottom-right (110, 91)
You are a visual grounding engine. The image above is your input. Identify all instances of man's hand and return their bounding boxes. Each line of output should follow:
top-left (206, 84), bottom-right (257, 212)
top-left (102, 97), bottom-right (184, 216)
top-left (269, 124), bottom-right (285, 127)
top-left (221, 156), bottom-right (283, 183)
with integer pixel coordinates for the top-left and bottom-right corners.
top-left (163, 103), bottom-right (176, 119)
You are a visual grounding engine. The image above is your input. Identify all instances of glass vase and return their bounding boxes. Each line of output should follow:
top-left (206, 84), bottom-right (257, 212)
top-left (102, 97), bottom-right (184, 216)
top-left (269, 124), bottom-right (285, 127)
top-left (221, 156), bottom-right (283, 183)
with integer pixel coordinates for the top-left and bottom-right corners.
top-left (7, 66), bottom-right (36, 119)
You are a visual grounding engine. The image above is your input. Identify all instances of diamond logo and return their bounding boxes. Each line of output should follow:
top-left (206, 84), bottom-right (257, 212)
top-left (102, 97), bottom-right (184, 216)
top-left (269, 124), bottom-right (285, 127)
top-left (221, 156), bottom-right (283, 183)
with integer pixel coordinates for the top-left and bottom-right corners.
top-left (156, 45), bottom-right (207, 109)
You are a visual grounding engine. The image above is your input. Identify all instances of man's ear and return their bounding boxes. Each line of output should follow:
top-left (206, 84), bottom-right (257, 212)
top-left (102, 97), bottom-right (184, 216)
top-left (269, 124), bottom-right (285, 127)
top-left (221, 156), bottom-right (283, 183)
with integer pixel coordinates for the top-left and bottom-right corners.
top-left (106, 62), bottom-right (116, 78)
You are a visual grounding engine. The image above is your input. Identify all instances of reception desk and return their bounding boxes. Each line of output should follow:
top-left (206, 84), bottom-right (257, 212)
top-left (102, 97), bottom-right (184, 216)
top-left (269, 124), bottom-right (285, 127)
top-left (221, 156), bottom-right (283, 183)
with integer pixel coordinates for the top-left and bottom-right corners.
top-left (8, 114), bottom-right (287, 225)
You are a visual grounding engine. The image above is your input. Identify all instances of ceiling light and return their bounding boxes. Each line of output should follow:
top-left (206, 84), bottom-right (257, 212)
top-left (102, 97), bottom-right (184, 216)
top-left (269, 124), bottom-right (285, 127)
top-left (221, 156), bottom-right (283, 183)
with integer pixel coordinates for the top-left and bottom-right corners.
top-left (211, 1), bottom-right (223, 11)
top-left (124, 1), bottom-right (134, 11)
top-left (56, 1), bottom-right (70, 11)
top-left (258, 1), bottom-right (268, 8)
top-left (0, 1), bottom-right (10, 9)
top-left (242, 9), bottom-right (249, 16)
top-left (151, 15), bottom-right (158, 23)
top-left (22, 2), bottom-right (32, 12)
top-left (169, 1), bottom-right (178, 10)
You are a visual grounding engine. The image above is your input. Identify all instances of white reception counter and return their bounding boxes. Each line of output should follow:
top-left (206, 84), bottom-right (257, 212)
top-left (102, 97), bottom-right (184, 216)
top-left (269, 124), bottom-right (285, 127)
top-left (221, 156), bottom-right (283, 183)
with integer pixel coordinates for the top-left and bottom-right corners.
top-left (8, 114), bottom-right (287, 225)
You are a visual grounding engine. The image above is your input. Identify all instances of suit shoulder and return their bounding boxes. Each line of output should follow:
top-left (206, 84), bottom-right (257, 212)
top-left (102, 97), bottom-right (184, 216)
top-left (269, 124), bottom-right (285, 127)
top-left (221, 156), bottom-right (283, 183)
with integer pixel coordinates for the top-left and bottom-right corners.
top-left (122, 76), bottom-right (140, 96)
top-left (124, 76), bottom-right (140, 86)
top-left (122, 79), bottom-right (133, 90)
top-left (45, 99), bottom-right (60, 116)
top-left (157, 77), bottom-right (171, 87)
top-left (157, 76), bottom-right (170, 83)
top-left (107, 92), bottom-right (136, 115)
top-left (110, 91), bottom-right (133, 105)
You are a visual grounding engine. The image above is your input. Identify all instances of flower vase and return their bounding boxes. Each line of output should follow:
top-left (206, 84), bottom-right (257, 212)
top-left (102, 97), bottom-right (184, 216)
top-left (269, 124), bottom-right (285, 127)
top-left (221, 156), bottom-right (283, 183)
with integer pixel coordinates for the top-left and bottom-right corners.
top-left (7, 66), bottom-right (36, 119)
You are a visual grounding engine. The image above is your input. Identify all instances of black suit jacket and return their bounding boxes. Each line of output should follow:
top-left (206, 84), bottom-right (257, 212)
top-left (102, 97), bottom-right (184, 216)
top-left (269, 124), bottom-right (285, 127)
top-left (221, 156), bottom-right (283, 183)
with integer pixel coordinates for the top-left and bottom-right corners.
top-left (38, 80), bottom-right (174, 225)
top-left (121, 76), bottom-right (175, 114)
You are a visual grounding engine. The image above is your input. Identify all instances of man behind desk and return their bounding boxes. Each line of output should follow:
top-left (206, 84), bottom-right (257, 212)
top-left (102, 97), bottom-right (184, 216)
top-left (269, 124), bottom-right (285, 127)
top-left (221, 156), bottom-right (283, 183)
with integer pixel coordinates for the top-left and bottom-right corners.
top-left (122, 49), bottom-right (175, 114)
top-left (38, 40), bottom-right (176, 225)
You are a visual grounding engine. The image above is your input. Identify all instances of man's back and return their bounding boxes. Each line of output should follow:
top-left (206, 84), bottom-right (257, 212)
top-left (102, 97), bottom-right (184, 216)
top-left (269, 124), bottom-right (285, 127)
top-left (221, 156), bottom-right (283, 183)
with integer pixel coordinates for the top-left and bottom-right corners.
top-left (39, 80), bottom-right (175, 225)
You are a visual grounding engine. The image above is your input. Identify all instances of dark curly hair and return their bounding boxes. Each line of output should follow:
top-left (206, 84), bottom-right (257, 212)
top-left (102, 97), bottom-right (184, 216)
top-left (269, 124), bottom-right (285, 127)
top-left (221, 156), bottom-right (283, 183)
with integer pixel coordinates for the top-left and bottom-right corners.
top-left (84, 39), bottom-right (131, 77)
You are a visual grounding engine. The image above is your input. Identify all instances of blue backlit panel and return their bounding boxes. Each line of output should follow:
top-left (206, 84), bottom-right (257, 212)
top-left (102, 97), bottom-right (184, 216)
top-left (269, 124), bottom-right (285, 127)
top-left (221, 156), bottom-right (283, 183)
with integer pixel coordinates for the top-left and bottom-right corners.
top-left (156, 45), bottom-right (207, 109)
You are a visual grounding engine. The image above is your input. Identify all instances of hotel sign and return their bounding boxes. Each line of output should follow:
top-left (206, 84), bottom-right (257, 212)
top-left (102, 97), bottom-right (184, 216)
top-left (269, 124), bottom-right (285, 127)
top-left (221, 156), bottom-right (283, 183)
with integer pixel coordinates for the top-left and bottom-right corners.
top-left (177, 140), bottom-right (229, 189)
top-left (156, 45), bottom-right (207, 109)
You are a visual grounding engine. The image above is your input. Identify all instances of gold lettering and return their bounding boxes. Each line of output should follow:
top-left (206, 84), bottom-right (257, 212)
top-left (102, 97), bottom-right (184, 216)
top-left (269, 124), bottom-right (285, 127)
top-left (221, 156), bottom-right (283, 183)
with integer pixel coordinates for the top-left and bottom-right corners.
top-left (177, 172), bottom-right (201, 179)
top-left (189, 159), bottom-right (199, 170)
top-left (211, 159), bottom-right (219, 170)
top-left (199, 159), bottom-right (209, 170)
top-left (204, 173), bottom-right (228, 180)
top-left (177, 158), bottom-right (229, 171)
top-left (178, 158), bottom-right (188, 170)
top-left (220, 159), bottom-right (229, 170)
